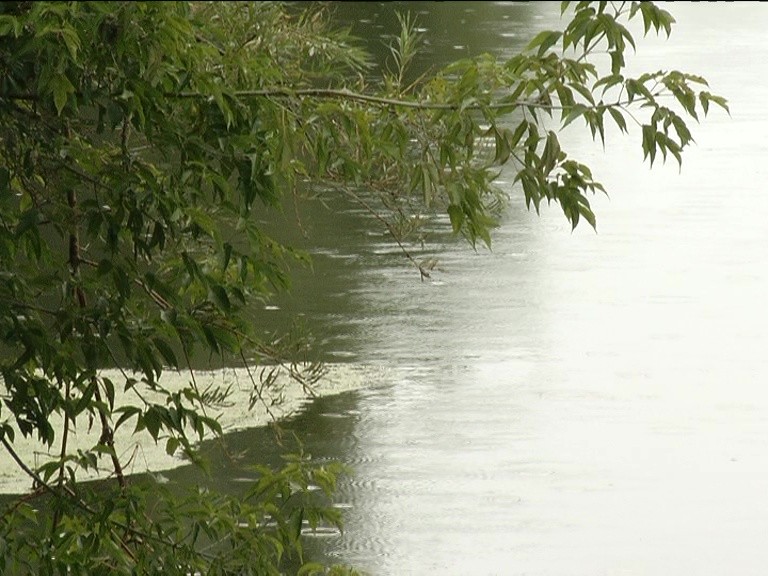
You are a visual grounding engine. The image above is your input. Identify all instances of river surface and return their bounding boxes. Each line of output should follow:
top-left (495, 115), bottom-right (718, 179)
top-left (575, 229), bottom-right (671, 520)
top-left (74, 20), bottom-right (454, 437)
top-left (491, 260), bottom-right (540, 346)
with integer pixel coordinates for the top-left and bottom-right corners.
top-left (172, 3), bottom-right (768, 575)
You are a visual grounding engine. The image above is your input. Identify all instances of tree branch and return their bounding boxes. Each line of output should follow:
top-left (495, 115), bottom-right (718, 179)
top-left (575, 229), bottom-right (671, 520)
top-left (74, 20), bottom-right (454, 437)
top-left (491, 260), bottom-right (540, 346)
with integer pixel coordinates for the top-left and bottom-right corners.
top-left (66, 183), bottom-right (127, 491)
top-left (176, 87), bottom-right (540, 111)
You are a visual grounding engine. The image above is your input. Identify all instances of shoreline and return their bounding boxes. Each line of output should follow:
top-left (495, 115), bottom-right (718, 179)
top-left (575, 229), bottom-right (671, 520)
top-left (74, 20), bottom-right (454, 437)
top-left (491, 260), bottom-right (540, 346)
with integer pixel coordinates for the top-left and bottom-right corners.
top-left (0, 363), bottom-right (384, 495)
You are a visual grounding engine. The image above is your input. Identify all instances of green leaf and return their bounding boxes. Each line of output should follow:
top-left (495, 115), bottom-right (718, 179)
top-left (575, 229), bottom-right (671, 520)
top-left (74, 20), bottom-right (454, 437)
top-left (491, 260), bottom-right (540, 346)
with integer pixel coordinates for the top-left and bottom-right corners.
top-left (0, 15), bottom-right (22, 37)
top-left (14, 208), bottom-right (38, 239)
top-left (222, 242), bottom-right (233, 271)
top-left (526, 30), bottom-right (562, 56)
top-left (290, 507), bottom-right (304, 541)
top-left (165, 437), bottom-right (180, 456)
top-left (562, 104), bottom-right (587, 128)
top-left (701, 92), bottom-right (729, 115)
top-left (593, 73), bottom-right (624, 96)
top-left (297, 563), bottom-right (326, 576)
top-left (447, 204), bottom-right (464, 234)
top-left (507, 120), bottom-right (529, 149)
top-left (607, 107), bottom-right (627, 133)
top-left (189, 208), bottom-right (217, 239)
top-left (114, 406), bottom-right (141, 431)
top-left (201, 324), bottom-right (221, 355)
top-left (542, 131), bottom-right (561, 174)
top-left (102, 377), bottom-right (115, 411)
top-left (153, 337), bottom-right (179, 369)
top-left (142, 407), bottom-right (163, 440)
top-left (609, 50), bottom-right (624, 75)
top-left (577, 198), bottom-right (597, 230)
top-left (60, 24), bottom-right (81, 60)
top-left (570, 82), bottom-right (596, 105)
top-left (209, 284), bottom-right (231, 313)
top-left (642, 124), bottom-right (657, 165)
top-left (49, 73), bottom-right (75, 116)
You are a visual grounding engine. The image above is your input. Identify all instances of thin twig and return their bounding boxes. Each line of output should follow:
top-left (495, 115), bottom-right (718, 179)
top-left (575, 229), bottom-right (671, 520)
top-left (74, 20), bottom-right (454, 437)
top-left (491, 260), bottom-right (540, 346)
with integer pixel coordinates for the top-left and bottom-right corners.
top-left (341, 186), bottom-right (431, 280)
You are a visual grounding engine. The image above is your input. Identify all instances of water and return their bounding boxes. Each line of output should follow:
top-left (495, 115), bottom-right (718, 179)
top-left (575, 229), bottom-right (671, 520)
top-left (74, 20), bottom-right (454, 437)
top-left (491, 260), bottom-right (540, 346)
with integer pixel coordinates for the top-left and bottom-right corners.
top-left (194, 3), bottom-right (768, 574)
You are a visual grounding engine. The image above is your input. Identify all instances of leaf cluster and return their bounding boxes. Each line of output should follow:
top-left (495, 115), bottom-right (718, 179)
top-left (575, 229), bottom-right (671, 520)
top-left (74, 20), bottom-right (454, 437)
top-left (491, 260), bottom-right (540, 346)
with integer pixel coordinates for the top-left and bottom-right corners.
top-left (0, 1), bottom-right (727, 573)
top-left (0, 452), bottom-right (355, 575)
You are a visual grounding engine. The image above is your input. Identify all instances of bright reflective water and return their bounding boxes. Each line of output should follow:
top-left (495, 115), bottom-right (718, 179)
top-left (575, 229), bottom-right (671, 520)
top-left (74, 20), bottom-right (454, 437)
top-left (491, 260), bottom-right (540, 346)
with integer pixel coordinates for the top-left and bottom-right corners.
top-left (182, 3), bottom-right (768, 574)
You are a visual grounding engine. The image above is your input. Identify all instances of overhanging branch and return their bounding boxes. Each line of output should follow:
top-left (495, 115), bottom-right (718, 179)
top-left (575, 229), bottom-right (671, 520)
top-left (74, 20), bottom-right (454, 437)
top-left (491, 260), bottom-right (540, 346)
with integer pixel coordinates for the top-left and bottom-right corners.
top-left (1, 87), bottom-right (567, 112)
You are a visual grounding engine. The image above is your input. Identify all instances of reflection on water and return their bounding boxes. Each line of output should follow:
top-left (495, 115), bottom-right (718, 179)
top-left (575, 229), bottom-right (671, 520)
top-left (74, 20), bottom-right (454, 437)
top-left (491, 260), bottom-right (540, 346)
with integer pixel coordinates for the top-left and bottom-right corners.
top-left (146, 3), bottom-right (768, 575)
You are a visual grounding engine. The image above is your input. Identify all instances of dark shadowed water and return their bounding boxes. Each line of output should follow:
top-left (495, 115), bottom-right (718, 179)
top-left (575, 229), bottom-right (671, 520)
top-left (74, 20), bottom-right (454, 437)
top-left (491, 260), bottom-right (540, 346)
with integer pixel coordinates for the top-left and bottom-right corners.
top-left (165, 3), bottom-right (768, 574)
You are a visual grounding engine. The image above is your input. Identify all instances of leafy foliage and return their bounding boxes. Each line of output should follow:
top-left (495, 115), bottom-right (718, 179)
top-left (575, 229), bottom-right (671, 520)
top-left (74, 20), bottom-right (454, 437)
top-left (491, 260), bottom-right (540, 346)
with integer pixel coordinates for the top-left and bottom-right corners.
top-left (0, 1), bottom-right (726, 573)
top-left (1, 453), bottom-right (350, 575)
